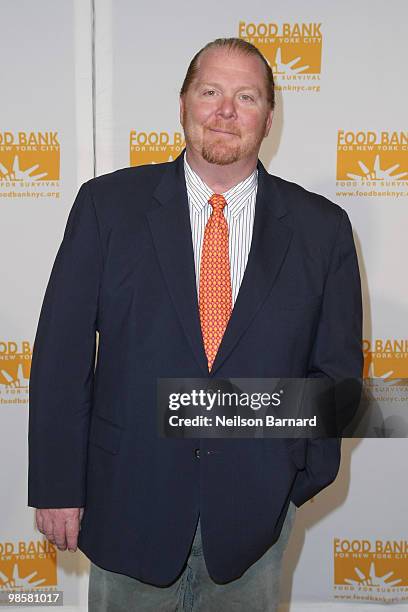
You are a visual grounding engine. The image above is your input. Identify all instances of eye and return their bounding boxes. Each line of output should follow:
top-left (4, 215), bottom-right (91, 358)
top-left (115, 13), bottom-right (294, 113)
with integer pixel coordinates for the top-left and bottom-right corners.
top-left (203, 90), bottom-right (217, 96)
top-left (240, 94), bottom-right (255, 102)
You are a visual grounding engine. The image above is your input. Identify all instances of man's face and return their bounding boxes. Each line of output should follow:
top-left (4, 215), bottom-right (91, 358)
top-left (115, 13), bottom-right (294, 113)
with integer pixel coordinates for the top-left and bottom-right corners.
top-left (180, 48), bottom-right (273, 166)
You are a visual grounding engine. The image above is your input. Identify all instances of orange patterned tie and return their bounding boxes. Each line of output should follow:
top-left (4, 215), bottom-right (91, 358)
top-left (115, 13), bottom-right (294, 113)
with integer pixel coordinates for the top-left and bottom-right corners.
top-left (199, 194), bottom-right (232, 372)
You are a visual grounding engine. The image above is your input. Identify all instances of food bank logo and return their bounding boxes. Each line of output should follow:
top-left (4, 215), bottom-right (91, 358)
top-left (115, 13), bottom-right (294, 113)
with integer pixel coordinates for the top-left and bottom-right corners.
top-left (336, 131), bottom-right (408, 198)
top-left (0, 341), bottom-right (31, 404)
top-left (337, 131), bottom-right (408, 181)
top-left (363, 339), bottom-right (408, 382)
top-left (333, 538), bottom-right (408, 603)
top-left (239, 21), bottom-right (322, 92)
top-left (0, 540), bottom-right (57, 589)
top-left (0, 132), bottom-right (60, 182)
top-left (130, 131), bottom-right (185, 166)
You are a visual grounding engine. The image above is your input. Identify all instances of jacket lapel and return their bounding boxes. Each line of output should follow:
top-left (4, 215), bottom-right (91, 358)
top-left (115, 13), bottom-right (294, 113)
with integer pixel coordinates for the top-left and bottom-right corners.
top-left (210, 160), bottom-right (293, 375)
top-left (146, 155), bottom-right (209, 375)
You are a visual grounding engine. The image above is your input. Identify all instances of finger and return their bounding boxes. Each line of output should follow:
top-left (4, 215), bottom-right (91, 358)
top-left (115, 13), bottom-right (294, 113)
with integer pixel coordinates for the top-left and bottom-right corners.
top-left (53, 524), bottom-right (67, 551)
top-left (65, 516), bottom-right (80, 551)
top-left (42, 516), bottom-right (56, 544)
top-left (35, 510), bottom-right (44, 533)
top-left (45, 532), bottom-right (57, 545)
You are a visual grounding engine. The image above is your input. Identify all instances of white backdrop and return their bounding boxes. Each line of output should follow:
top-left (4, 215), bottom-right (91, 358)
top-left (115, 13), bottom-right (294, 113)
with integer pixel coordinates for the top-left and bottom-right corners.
top-left (1, 0), bottom-right (407, 610)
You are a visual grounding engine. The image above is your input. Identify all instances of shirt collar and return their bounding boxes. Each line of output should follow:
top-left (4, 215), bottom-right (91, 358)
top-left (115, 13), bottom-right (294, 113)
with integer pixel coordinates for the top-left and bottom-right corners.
top-left (184, 152), bottom-right (258, 219)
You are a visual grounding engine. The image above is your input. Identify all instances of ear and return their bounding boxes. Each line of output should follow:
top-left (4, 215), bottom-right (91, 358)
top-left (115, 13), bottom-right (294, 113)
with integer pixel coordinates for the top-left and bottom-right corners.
top-left (179, 96), bottom-right (185, 126)
top-left (264, 110), bottom-right (273, 137)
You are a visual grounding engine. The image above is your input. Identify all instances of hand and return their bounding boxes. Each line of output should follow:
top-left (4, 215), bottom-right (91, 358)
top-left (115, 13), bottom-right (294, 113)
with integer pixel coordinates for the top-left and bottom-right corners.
top-left (35, 508), bottom-right (84, 552)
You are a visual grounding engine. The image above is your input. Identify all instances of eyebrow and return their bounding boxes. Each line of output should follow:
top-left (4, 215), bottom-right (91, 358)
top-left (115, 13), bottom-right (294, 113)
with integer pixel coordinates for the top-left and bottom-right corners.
top-left (197, 81), bottom-right (262, 95)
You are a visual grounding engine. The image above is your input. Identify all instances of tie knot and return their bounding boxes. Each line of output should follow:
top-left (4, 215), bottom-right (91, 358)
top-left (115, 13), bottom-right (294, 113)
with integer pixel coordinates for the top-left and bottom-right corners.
top-left (209, 193), bottom-right (227, 213)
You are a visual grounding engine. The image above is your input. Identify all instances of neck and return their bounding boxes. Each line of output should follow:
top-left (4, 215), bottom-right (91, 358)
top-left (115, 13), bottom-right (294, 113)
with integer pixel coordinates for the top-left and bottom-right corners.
top-left (185, 147), bottom-right (257, 193)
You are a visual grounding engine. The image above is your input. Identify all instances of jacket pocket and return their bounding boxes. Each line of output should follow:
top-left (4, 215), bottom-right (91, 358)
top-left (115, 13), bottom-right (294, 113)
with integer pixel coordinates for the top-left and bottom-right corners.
top-left (88, 414), bottom-right (123, 454)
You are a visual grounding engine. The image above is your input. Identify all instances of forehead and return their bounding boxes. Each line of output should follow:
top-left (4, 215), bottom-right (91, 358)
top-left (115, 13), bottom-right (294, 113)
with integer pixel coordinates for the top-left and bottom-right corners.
top-left (193, 48), bottom-right (267, 90)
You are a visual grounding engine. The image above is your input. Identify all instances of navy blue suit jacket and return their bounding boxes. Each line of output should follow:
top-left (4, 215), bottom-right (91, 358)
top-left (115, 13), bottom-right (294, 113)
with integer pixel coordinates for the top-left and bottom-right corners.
top-left (28, 152), bottom-right (363, 585)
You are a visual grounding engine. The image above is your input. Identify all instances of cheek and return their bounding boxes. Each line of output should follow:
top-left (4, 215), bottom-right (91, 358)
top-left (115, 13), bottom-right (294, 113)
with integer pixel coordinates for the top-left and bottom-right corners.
top-left (196, 106), bottom-right (216, 125)
top-left (189, 99), bottom-right (218, 123)
top-left (242, 112), bottom-right (266, 136)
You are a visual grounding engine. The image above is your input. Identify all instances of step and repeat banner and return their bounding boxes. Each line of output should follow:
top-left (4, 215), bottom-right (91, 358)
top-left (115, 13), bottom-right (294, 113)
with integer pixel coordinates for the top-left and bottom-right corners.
top-left (0, 1), bottom-right (93, 610)
top-left (1, 0), bottom-right (407, 610)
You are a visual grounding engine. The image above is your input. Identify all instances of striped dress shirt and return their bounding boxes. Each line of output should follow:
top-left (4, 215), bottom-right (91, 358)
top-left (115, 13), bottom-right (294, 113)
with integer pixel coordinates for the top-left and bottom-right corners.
top-left (183, 153), bottom-right (258, 306)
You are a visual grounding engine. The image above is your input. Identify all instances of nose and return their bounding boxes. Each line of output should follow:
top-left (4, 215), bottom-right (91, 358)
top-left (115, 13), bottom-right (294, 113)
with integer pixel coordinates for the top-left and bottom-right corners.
top-left (216, 96), bottom-right (237, 120)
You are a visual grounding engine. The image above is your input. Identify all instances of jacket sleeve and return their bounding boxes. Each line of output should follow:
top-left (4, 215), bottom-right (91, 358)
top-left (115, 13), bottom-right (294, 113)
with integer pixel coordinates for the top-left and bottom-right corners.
top-left (291, 208), bottom-right (363, 507)
top-left (28, 181), bottom-right (102, 508)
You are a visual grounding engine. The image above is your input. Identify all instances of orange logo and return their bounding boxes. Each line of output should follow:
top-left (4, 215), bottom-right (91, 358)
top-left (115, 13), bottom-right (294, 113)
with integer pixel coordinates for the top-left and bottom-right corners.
top-left (0, 132), bottom-right (60, 182)
top-left (239, 21), bottom-right (322, 93)
top-left (130, 131), bottom-right (185, 166)
top-left (363, 339), bottom-right (408, 382)
top-left (0, 540), bottom-right (57, 590)
top-left (334, 538), bottom-right (408, 604)
top-left (337, 131), bottom-right (408, 181)
top-left (0, 341), bottom-right (31, 404)
top-left (336, 131), bottom-right (408, 198)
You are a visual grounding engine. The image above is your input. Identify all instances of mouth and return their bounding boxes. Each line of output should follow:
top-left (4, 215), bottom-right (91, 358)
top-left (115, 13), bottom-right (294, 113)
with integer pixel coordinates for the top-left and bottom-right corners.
top-left (209, 128), bottom-right (239, 136)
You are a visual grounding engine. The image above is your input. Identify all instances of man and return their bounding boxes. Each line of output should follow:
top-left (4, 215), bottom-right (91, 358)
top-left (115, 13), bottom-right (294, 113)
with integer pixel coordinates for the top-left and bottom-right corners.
top-left (28, 38), bottom-right (363, 610)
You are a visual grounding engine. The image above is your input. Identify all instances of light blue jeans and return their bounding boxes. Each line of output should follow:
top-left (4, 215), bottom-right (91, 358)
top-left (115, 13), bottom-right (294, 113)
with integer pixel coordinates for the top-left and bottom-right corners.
top-left (88, 502), bottom-right (296, 612)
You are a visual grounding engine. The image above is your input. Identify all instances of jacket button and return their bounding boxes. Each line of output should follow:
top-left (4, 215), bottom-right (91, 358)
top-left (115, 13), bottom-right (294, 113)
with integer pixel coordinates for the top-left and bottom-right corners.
top-left (194, 448), bottom-right (200, 459)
